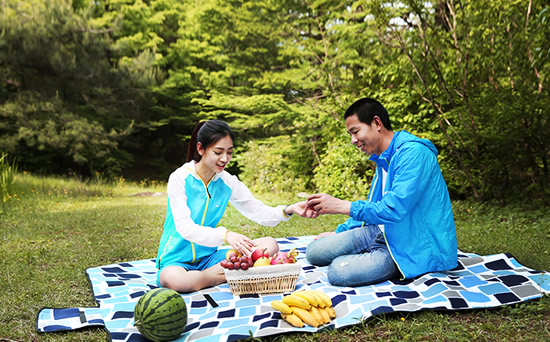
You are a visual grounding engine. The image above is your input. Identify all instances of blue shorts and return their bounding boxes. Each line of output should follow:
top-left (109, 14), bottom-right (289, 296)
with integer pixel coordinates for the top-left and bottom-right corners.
top-left (156, 248), bottom-right (229, 287)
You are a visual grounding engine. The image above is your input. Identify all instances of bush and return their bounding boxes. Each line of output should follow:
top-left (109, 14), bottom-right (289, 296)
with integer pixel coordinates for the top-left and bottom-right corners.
top-left (235, 135), bottom-right (312, 195)
top-left (312, 134), bottom-right (374, 201)
top-left (0, 92), bottom-right (131, 178)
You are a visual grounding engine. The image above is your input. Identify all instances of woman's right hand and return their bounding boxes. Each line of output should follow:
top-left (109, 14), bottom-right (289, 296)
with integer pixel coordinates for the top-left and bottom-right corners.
top-left (225, 231), bottom-right (256, 256)
top-left (286, 201), bottom-right (319, 218)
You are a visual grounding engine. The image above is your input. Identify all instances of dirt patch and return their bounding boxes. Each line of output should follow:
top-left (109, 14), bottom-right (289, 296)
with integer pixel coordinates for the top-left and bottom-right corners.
top-left (130, 192), bottom-right (166, 197)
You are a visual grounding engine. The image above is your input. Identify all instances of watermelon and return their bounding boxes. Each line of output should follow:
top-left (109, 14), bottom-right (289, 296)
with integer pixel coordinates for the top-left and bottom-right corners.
top-left (134, 288), bottom-right (187, 341)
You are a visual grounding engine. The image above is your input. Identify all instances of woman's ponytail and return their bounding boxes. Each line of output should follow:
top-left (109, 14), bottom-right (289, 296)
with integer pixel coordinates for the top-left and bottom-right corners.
top-left (187, 121), bottom-right (207, 162)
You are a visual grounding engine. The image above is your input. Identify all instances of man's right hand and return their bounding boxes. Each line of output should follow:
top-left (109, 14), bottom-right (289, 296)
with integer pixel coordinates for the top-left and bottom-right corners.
top-left (306, 193), bottom-right (352, 215)
top-left (314, 231), bottom-right (336, 240)
top-left (287, 201), bottom-right (319, 218)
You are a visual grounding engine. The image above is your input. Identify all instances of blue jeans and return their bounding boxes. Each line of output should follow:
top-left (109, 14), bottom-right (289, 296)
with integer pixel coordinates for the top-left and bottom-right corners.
top-left (306, 225), bottom-right (399, 287)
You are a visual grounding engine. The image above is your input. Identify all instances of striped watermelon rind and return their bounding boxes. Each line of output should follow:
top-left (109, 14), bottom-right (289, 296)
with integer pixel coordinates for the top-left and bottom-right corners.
top-left (134, 288), bottom-right (187, 341)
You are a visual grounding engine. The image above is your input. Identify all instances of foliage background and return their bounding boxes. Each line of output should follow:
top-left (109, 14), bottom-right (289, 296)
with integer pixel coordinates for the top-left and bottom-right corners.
top-left (1, 0), bottom-right (549, 203)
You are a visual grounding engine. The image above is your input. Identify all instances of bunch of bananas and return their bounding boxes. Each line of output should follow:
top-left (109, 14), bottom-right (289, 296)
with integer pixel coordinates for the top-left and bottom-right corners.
top-left (271, 290), bottom-right (336, 328)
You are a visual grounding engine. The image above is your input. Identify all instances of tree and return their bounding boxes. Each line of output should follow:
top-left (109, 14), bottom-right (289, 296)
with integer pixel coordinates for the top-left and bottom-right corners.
top-left (0, 0), bottom-right (144, 176)
top-left (1, 0), bottom-right (548, 201)
top-left (361, 0), bottom-right (549, 201)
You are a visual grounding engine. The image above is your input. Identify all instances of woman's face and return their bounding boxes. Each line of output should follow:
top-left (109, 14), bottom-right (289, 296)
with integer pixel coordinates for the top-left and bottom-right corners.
top-left (197, 135), bottom-right (234, 175)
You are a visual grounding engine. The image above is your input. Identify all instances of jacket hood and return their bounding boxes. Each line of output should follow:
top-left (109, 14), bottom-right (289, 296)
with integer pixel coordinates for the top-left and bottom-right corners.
top-left (183, 160), bottom-right (223, 182)
top-left (370, 131), bottom-right (438, 170)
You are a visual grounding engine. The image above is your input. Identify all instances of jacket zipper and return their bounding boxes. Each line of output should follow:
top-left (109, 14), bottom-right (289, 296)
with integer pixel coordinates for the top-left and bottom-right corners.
top-left (369, 162), bottom-right (405, 279)
top-left (191, 177), bottom-right (212, 263)
top-left (383, 232), bottom-right (405, 280)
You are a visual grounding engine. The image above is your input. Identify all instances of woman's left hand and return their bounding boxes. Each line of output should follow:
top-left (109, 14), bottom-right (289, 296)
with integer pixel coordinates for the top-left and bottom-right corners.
top-left (225, 231), bottom-right (256, 255)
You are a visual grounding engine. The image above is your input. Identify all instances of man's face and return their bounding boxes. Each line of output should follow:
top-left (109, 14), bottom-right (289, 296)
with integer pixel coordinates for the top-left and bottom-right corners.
top-left (345, 114), bottom-right (382, 156)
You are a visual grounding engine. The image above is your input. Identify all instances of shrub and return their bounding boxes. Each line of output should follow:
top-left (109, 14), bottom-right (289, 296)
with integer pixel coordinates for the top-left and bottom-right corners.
top-left (235, 135), bottom-right (312, 195)
top-left (312, 134), bottom-right (374, 201)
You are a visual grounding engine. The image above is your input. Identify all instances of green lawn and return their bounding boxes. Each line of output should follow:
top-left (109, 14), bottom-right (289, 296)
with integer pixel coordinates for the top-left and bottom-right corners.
top-left (0, 173), bottom-right (548, 341)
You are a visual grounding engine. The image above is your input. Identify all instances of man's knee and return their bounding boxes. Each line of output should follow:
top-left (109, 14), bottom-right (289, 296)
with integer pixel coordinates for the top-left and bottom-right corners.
top-left (306, 239), bottom-right (329, 266)
top-left (326, 258), bottom-right (353, 286)
top-left (326, 253), bottom-right (397, 287)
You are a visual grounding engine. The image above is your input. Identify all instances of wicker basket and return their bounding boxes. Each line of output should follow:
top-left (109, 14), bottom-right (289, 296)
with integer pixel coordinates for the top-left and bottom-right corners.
top-left (224, 262), bottom-right (301, 295)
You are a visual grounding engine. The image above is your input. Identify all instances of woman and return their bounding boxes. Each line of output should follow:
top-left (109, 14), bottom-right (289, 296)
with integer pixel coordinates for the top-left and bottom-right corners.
top-left (156, 119), bottom-right (314, 292)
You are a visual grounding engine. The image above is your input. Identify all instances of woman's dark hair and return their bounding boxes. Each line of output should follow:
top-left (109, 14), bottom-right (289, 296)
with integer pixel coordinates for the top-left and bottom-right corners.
top-left (344, 98), bottom-right (392, 131)
top-left (187, 120), bottom-right (235, 162)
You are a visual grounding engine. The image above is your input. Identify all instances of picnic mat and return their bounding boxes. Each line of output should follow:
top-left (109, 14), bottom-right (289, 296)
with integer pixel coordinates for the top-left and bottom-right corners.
top-left (37, 235), bottom-right (550, 342)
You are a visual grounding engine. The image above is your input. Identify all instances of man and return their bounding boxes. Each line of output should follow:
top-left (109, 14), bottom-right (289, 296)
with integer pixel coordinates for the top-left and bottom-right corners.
top-left (306, 97), bottom-right (457, 287)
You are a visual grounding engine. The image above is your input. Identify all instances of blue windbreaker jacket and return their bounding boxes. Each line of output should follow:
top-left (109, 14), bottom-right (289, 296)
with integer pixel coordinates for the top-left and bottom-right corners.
top-left (335, 131), bottom-right (457, 279)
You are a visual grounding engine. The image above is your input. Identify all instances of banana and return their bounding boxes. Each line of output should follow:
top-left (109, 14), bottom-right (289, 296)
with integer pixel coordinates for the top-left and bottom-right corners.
top-left (310, 306), bottom-right (328, 324)
top-left (282, 294), bottom-right (311, 310)
top-left (287, 247), bottom-right (299, 260)
top-left (315, 305), bottom-right (331, 324)
top-left (305, 290), bottom-right (326, 308)
top-left (291, 306), bottom-right (320, 328)
top-left (311, 290), bottom-right (333, 308)
top-left (281, 313), bottom-right (304, 328)
top-left (271, 300), bottom-right (293, 315)
top-left (292, 291), bottom-right (320, 307)
top-left (324, 306), bottom-right (336, 319)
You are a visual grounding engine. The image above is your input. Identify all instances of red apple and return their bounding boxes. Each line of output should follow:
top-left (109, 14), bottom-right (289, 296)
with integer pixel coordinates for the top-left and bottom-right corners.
top-left (251, 248), bottom-right (269, 262)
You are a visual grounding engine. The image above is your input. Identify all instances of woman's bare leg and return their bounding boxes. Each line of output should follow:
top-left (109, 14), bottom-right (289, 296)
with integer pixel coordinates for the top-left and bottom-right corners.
top-left (253, 236), bottom-right (279, 255)
top-left (159, 237), bottom-right (279, 293)
top-left (159, 264), bottom-right (225, 293)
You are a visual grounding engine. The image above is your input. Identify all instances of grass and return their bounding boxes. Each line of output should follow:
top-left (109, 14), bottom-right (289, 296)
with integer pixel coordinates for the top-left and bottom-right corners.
top-left (0, 173), bottom-right (548, 341)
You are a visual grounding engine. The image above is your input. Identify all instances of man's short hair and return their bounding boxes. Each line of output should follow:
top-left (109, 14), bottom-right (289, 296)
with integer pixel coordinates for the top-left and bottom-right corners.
top-left (344, 98), bottom-right (392, 131)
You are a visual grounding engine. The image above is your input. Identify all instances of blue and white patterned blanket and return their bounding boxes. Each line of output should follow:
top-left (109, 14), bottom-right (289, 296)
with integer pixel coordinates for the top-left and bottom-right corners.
top-left (36, 236), bottom-right (550, 342)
